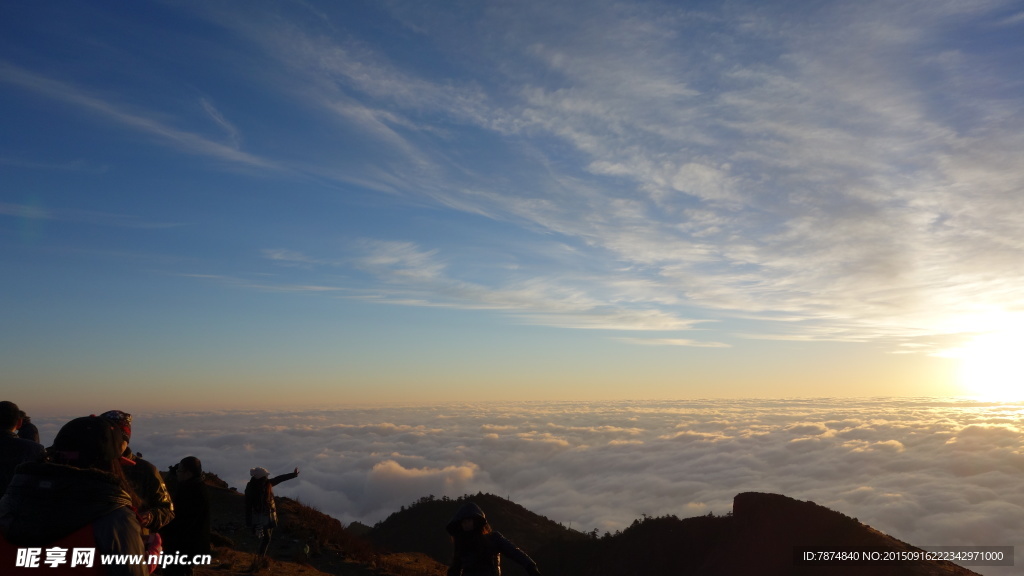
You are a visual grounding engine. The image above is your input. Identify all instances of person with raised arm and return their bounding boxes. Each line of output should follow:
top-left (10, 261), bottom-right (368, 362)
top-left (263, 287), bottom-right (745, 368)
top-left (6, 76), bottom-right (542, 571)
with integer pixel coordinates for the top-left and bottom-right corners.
top-left (244, 466), bottom-right (299, 572)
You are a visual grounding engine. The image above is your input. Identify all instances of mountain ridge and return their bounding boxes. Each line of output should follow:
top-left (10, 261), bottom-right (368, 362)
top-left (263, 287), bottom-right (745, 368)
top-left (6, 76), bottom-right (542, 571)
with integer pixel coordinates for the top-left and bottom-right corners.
top-left (177, 471), bottom-right (983, 576)
top-left (365, 490), bottom-right (983, 576)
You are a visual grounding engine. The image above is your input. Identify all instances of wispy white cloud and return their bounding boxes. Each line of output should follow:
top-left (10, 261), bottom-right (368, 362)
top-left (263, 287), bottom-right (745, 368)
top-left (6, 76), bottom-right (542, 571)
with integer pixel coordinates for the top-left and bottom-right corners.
top-left (356, 240), bottom-right (446, 283)
top-left (0, 62), bottom-right (277, 170)
top-left (616, 337), bottom-right (730, 348)
top-left (997, 10), bottom-right (1024, 25)
top-left (342, 239), bottom-right (707, 331)
top-left (0, 202), bottom-right (51, 220)
top-left (199, 98), bottom-right (242, 149)
top-left (178, 273), bottom-right (342, 293)
top-left (0, 157), bottom-right (108, 173)
top-left (0, 201), bottom-right (184, 229)
top-left (261, 249), bottom-right (340, 269)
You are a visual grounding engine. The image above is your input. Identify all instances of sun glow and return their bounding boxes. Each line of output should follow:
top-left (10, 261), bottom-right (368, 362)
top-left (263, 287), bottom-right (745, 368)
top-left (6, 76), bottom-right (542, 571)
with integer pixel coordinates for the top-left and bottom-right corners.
top-left (953, 319), bottom-right (1024, 401)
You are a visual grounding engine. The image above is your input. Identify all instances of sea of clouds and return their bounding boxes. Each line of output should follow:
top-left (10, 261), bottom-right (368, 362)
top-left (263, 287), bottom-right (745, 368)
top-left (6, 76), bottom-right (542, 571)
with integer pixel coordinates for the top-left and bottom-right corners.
top-left (31, 399), bottom-right (1023, 575)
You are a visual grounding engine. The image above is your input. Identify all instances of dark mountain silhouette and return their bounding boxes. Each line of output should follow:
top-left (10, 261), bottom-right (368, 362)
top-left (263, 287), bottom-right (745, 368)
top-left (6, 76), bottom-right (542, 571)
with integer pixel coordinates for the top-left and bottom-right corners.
top-left (366, 492), bottom-right (588, 571)
top-left (694, 492), bottom-right (978, 576)
top-left (367, 492), bottom-right (983, 576)
top-left (166, 469), bottom-right (983, 576)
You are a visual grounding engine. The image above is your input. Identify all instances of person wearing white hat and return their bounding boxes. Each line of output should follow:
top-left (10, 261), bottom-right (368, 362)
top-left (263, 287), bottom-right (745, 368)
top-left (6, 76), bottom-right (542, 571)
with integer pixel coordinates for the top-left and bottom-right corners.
top-left (244, 465), bottom-right (298, 571)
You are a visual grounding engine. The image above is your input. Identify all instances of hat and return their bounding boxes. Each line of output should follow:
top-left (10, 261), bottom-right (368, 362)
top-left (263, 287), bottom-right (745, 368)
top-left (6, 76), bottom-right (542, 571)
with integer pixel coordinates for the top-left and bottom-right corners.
top-left (179, 456), bottom-right (203, 476)
top-left (52, 416), bottom-right (123, 467)
top-left (446, 501), bottom-right (489, 535)
top-left (98, 410), bottom-right (132, 441)
top-left (250, 467), bottom-right (270, 479)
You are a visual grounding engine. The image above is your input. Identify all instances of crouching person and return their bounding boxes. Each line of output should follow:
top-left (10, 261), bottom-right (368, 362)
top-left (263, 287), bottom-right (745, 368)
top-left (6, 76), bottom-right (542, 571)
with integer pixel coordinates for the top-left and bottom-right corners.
top-left (446, 502), bottom-right (542, 576)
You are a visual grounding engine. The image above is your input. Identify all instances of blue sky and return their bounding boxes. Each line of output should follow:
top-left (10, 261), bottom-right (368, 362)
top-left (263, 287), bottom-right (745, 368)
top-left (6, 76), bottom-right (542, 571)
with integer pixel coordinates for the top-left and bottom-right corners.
top-left (3, 1), bottom-right (1024, 410)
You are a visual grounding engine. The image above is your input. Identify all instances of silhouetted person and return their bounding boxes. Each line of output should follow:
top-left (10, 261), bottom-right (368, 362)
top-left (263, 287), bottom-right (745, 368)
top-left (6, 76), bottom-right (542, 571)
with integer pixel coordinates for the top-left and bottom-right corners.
top-left (0, 416), bottom-right (147, 576)
top-left (16, 411), bottom-right (40, 443)
top-left (446, 501), bottom-right (542, 576)
top-left (161, 456), bottom-right (211, 576)
top-left (0, 401), bottom-right (44, 498)
top-left (245, 466), bottom-right (299, 572)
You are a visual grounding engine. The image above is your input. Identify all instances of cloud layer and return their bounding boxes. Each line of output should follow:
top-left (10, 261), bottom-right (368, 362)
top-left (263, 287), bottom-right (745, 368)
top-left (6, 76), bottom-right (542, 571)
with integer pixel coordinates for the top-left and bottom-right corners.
top-left (32, 399), bottom-right (1023, 575)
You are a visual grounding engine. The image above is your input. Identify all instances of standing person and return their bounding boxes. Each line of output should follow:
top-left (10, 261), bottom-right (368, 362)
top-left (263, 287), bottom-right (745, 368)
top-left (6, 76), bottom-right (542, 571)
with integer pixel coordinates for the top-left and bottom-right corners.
top-left (99, 410), bottom-right (174, 572)
top-left (0, 401), bottom-right (44, 498)
top-left (98, 410), bottom-right (175, 532)
top-left (445, 501), bottom-right (542, 576)
top-left (0, 415), bottom-right (147, 576)
top-left (244, 466), bottom-right (299, 572)
top-left (161, 457), bottom-right (211, 576)
top-left (16, 411), bottom-right (40, 443)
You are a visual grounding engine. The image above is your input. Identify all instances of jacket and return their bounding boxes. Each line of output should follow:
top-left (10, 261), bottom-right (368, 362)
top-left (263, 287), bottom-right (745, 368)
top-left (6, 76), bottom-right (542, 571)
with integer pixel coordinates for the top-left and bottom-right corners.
top-left (122, 453), bottom-right (174, 533)
top-left (0, 431), bottom-right (44, 497)
top-left (160, 476), bottom-right (211, 557)
top-left (445, 502), bottom-right (540, 576)
top-left (0, 461), bottom-right (147, 576)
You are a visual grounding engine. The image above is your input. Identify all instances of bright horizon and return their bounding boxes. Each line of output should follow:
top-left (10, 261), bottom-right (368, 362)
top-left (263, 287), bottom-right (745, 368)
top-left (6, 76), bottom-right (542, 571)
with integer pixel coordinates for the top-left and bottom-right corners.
top-left (3, 1), bottom-right (1024, 410)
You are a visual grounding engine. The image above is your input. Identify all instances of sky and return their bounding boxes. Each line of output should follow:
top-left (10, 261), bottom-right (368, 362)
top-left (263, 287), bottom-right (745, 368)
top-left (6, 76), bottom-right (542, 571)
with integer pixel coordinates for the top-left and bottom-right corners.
top-left (26, 399), bottom-right (1024, 576)
top-left (3, 0), bottom-right (1024, 410)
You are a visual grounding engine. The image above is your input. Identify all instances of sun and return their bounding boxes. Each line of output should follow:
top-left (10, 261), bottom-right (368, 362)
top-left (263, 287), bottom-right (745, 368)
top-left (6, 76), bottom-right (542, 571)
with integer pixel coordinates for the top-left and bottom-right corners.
top-left (955, 323), bottom-right (1024, 401)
